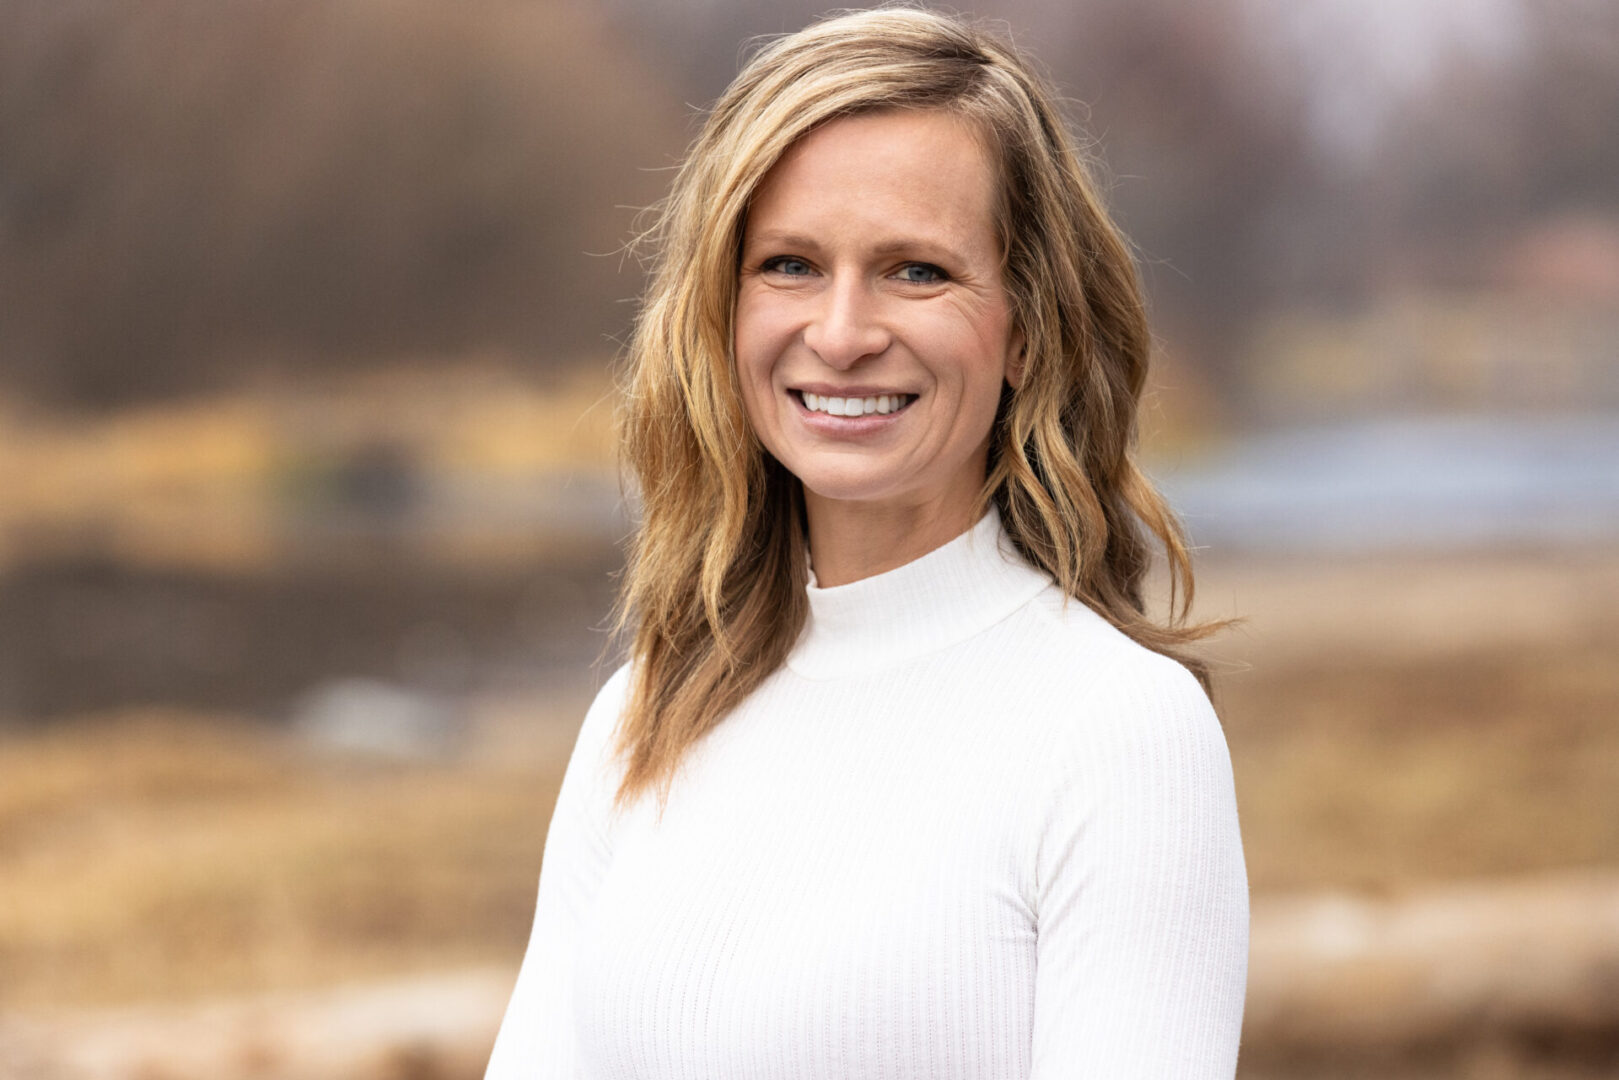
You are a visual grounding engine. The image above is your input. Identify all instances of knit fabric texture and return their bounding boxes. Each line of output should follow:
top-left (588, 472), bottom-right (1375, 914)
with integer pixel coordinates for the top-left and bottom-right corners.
top-left (486, 509), bottom-right (1249, 1079)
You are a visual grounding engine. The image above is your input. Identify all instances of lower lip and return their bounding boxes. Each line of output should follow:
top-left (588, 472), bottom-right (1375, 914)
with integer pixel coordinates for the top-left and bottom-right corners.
top-left (792, 393), bottom-right (913, 435)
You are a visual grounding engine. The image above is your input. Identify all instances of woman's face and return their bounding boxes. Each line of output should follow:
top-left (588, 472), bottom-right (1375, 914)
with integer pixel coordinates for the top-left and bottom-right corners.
top-left (735, 109), bottom-right (1023, 521)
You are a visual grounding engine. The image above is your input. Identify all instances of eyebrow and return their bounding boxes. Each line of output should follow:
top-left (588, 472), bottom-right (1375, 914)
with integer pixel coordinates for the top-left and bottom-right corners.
top-left (742, 230), bottom-right (968, 264)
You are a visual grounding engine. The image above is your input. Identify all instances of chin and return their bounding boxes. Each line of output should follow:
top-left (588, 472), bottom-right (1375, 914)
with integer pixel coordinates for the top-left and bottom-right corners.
top-left (791, 463), bottom-right (906, 506)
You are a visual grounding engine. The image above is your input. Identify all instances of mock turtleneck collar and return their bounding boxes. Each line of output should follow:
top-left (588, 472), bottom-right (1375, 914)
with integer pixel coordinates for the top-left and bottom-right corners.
top-left (788, 508), bottom-right (1053, 680)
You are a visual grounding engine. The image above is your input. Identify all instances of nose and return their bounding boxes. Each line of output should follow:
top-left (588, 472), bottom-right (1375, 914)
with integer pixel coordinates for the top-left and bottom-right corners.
top-left (802, 275), bottom-right (890, 369)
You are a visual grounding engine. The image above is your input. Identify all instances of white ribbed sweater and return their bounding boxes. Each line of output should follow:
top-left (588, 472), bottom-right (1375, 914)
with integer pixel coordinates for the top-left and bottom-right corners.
top-left (486, 511), bottom-right (1249, 1079)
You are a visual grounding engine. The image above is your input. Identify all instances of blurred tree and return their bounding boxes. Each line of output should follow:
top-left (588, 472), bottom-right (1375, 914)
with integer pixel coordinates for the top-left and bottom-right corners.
top-left (7, 0), bottom-right (1614, 414)
top-left (1333, 0), bottom-right (1619, 276)
top-left (1037, 0), bottom-right (1317, 397)
top-left (0, 0), bottom-right (685, 406)
top-left (1515, 0), bottom-right (1619, 215)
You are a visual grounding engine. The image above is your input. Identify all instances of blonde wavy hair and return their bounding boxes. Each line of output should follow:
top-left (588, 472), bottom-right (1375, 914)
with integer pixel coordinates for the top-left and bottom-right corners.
top-left (614, 6), bottom-right (1219, 808)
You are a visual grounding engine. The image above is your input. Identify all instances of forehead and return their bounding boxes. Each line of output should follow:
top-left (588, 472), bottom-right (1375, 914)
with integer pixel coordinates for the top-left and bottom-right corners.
top-left (745, 109), bottom-right (1002, 250)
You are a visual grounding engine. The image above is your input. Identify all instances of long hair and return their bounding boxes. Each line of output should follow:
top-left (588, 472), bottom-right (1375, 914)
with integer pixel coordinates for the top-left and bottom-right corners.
top-left (614, 7), bottom-right (1221, 808)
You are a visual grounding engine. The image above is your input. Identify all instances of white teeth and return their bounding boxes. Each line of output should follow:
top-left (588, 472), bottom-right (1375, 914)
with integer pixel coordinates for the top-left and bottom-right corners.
top-left (800, 392), bottom-right (911, 416)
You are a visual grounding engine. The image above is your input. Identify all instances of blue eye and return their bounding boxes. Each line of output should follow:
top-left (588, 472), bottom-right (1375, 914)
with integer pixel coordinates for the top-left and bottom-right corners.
top-left (899, 263), bottom-right (946, 284)
top-left (763, 256), bottom-right (812, 276)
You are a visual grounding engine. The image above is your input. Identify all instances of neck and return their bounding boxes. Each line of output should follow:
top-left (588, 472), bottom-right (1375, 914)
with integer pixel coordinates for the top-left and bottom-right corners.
top-left (804, 486), bottom-right (984, 587)
top-left (790, 503), bottom-right (1052, 679)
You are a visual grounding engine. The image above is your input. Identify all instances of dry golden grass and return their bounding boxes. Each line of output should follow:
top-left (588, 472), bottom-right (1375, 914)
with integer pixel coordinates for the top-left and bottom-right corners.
top-left (1227, 636), bottom-right (1619, 892)
top-left (0, 708), bottom-right (565, 1012)
top-left (2, 546), bottom-right (1617, 1074)
top-left (0, 363), bottom-right (619, 573)
top-left (5, 619), bottom-right (1617, 1016)
top-left (1190, 546), bottom-right (1619, 894)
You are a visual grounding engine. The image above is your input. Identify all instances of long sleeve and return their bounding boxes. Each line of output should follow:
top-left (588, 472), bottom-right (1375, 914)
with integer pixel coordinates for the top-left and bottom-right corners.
top-left (1027, 655), bottom-right (1250, 1078)
top-left (485, 665), bottom-right (630, 1079)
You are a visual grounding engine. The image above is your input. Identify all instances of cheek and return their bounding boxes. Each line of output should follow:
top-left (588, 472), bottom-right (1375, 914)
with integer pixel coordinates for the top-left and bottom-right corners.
top-left (734, 292), bottom-right (780, 362)
top-left (733, 303), bottom-right (782, 432)
top-left (939, 326), bottom-right (1014, 436)
top-left (958, 378), bottom-right (1004, 453)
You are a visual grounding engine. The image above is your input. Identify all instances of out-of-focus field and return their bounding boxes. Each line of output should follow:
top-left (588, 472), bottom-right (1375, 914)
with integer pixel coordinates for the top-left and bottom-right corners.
top-left (0, 700), bottom-right (581, 1012)
top-left (0, 364), bottom-right (620, 577)
top-left (0, 365), bottom-right (1614, 1079)
top-left (1203, 548), bottom-right (1619, 1080)
top-left (1, 542), bottom-right (1616, 1077)
top-left (1207, 548), bottom-right (1619, 894)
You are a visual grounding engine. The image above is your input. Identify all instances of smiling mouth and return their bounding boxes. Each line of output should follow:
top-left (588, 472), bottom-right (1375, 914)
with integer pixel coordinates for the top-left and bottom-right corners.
top-left (794, 391), bottom-right (915, 417)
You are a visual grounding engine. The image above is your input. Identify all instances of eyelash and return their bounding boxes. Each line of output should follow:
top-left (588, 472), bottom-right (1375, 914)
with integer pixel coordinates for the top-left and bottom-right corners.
top-left (897, 263), bottom-right (947, 284)
top-left (761, 256), bottom-right (813, 276)
top-left (758, 257), bottom-right (950, 284)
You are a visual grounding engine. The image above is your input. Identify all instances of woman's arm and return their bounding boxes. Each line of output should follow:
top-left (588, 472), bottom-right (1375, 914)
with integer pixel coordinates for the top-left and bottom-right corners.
top-left (1029, 656), bottom-right (1249, 1079)
top-left (484, 664), bottom-right (630, 1079)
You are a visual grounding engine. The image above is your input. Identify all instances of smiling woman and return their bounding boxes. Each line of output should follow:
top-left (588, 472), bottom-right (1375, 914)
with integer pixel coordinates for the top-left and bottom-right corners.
top-left (736, 109), bottom-right (1024, 585)
top-left (487, 8), bottom-right (1248, 1079)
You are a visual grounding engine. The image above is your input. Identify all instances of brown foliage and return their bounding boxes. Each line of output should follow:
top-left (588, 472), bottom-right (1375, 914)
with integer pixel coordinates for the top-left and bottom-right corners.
top-left (0, 0), bottom-right (683, 405)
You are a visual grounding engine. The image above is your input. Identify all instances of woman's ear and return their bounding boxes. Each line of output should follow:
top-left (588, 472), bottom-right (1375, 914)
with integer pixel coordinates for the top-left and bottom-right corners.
top-left (1005, 329), bottom-right (1027, 390)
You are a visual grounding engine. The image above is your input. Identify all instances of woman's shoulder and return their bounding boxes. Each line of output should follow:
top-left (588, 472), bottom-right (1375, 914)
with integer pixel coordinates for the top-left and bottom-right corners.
top-left (585, 661), bottom-right (634, 721)
top-left (564, 662), bottom-right (634, 779)
top-left (1016, 584), bottom-right (1203, 680)
top-left (999, 584), bottom-right (1222, 747)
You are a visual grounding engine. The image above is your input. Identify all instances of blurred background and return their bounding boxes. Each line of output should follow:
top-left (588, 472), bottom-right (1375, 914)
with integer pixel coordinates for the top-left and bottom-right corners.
top-left (1, 0), bottom-right (1615, 1077)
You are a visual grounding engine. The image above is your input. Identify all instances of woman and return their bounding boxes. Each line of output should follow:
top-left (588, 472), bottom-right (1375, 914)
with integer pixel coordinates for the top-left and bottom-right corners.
top-left (488, 8), bottom-right (1247, 1078)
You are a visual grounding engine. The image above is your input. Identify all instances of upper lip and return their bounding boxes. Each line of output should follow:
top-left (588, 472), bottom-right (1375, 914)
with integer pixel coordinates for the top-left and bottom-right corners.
top-left (792, 384), bottom-right (915, 397)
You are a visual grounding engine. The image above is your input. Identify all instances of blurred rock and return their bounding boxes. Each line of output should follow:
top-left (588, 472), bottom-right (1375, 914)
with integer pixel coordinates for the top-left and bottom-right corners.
top-left (292, 677), bottom-right (460, 762)
top-left (1246, 870), bottom-right (1619, 1060)
top-left (0, 969), bottom-right (508, 1080)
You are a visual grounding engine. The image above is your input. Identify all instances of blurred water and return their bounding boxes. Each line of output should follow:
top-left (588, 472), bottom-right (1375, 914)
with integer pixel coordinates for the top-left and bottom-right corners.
top-left (1157, 413), bottom-right (1619, 553)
